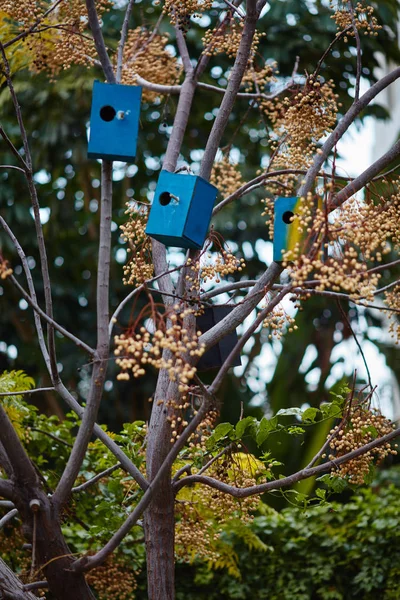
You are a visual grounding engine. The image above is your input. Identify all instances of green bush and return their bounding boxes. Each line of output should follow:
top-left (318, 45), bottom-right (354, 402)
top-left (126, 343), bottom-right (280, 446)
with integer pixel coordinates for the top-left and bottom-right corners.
top-left (172, 475), bottom-right (400, 600)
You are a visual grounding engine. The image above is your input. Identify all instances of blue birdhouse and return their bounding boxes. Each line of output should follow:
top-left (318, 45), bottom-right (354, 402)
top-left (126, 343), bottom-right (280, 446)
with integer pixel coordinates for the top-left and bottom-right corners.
top-left (196, 305), bottom-right (241, 371)
top-left (145, 170), bottom-right (218, 249)
top-left (87, 81), bottom-right (142, 162)
top-left (273, 196), bottom-right (323, 262)
top-left (273, 196), bottom-right (301, 262)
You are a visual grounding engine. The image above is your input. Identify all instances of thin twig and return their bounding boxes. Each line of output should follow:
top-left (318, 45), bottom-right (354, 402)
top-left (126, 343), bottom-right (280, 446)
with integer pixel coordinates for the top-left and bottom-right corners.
top-left (116, 0), bottom-right (135, 83)
top-left (0, 387), bottom-right (54, 397)
top-left (72, 464), bottom-right (121, 493)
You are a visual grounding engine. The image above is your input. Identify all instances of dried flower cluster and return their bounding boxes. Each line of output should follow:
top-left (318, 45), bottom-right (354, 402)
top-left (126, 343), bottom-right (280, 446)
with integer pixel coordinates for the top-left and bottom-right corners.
top-left (327, 407), bottom-right (397, 484)
top-left (0, 256), bottom-right (12, 280)
top-left (1, 0), bottom-right (109, 78)
top-left (262, 303), bottom-right (297, 340)
top-left (202, 17), bottom-right (265, 59)
top-left (161, 0), bottom-right (213, 28)
top-left (263, 77), bottom-right (339, 171)
top-left (87, 554), bottom-right (138, 600)
top-left (384, 285), bottom-right (400, 342)
top-left (120, 203), bottom-right (153, 286)
top-left (330, 1), bottom-right (381, 36)
top-left (210, 156), bottom-right (244, 198)
top-left (122, 27), bottom-right (181, 103)
top-left (114, 309), bottom-right (205, 390)
top-left (175, 454), bottom-right (260, 564)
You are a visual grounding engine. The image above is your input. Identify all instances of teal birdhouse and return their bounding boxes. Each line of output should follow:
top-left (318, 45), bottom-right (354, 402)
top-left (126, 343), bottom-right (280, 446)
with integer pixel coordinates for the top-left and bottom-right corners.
top-left (145, 170), bottom-right (218, 249)
top-left (87, 81), bottom-right (142, 162)
top-left (273, 196), bottom-right (302, 262)
top-left (273, 196), bottom-right (323, 262)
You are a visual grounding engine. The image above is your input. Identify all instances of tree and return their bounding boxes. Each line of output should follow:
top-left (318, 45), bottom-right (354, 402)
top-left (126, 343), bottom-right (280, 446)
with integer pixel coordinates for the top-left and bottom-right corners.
top-left (0, 1), bottom-right (400, 599)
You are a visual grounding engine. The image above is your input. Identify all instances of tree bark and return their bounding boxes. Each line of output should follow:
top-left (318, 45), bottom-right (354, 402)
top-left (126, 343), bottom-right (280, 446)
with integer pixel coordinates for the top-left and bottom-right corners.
top-left (144, 370), bottom-right (176, 600)
top-left (14, 490), bottom-right (95, 600)
top-left (0, 557), bottom-right (37, 600)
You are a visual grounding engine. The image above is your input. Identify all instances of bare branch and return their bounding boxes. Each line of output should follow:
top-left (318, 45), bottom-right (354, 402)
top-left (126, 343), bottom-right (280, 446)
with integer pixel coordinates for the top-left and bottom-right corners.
top-left (54, 160), bottom-right (113, 505)
top-left (72, 464), bottom-right (121, 493)
top-left (72, 395), bottom-right (212, 573)
top-left (0, 509), bottom-right (18, 529)
top-left (200, 280), bottom-right (258, 301)
top-left (9, 275), bottom-right (96, 357)
top-left (175, 425), bottom-right (400, 497)
top-left (200, 4), bottom-right (260, 180)
top-left (330, 138), bottom-right (400, 210)
top-left (0, 404), bottom-right (38, 490)
top-left (209, 285), bottom-right (291, 394)
top-left (300, 66), bottom-right (400, 197)
top-left (116, 0), bottom-right (135, 83)
top-left (0, 387), bottom-right (54, 397)
top-left (56, 381), bottom-right (148, 490)
top-left (85, 0), bottom-right (116, 83)
top-left (0, 127), bottom-right (29, 172)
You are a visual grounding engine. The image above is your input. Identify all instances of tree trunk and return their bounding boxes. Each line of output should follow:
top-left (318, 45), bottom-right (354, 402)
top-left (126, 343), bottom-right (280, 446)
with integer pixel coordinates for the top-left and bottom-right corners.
top-left (0, 557), bottom-right (37, 600)
top-left (144, 369), bottom-right (176, 600)
top-left (15, 490), bottom-right (96, 600)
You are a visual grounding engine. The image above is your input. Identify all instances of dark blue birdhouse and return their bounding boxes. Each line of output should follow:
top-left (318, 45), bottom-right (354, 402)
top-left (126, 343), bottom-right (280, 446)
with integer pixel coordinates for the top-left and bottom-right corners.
top-left (196, 305), bottom-right (241, 371)
top-left (145, 170), bottom-right (218, 249)
top-left (87, 81), bottom-right (142, 162)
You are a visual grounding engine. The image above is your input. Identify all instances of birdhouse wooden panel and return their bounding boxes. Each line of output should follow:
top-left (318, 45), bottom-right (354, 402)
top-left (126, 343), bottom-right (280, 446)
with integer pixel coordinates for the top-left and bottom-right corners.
top-left (87, 81), bottom-right (142, 162)
top-left (145, 170), bottom-right (217, 249)
top-left (196, 306), bottom-right (241, 371)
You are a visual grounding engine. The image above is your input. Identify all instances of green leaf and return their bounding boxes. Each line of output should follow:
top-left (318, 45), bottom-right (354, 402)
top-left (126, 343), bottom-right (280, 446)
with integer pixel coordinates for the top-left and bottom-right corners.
top-left (206, 423), bottom-right (234, 449)
top-left (320, 402), bottom-right (343, 419)
top-left (287, 426), bottom-right (305, 436)
top-left (276, 408), bottom-right (303, 417)
top-left (256, 416), bottom-right (278, 446)
top-left (302, 407), bottom-right (319, 423)
top-left (235, 416), bottom-right (257, 439)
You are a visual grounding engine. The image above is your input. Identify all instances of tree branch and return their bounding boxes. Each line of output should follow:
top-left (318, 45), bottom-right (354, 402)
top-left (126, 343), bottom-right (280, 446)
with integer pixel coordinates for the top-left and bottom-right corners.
top-left (54, 161), bottom-right (113, 505)
top-left (200, 4), bottom-right (260, 180)
top-left (55, 381), bottom-right (148, 490)
top-left (330, 138), bottom-right (400, 209)
top-left (85, 0), bottom-right (116, 83)
top-left (72, 464), bottom-right (121, 493)
top-left (300, 66), bottom-right (400, 197)
top-left (175, 426), bottom-right (400, 496)
top-left (0, 404), bottom-right (38, 490)
top-left (116, 0), bottom-right (135, 83)
top-left (71, 393), bottom-right (211, 573)
top-left (209, 285), bottom-right (291, 394)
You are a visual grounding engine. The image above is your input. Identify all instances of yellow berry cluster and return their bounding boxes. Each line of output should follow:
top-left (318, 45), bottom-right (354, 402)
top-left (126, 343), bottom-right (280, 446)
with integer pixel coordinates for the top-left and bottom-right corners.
top-left (2, 0), bottom-right (110, 78)
top-left (210, 156), bottom-right (244, 198)
top-left (327, 408), bottom-right (397, 484)
top-left (242, 61), bottom-right (277, 94)
top-left (202, 19), bottom-right (265, 59)
top-left (384, 285), bottom-right (400, 343)
top-left (114, 309), bottom-right (205, 391)
top-left (330, 1), bottom-right (381, 37)
top-left (263, 303), bottom-right (297, 340)
top-left (175, 454), bottom-right (260, 564)
top-left (200, 251), bottom-right (245, 284)
top-left (120, 203), bottom-right (153, 286)
top-left (0, 256), bottom-right (12, 280)
top-left (161, 0), bottom-right (213, 27)
top-left (262, 77), bottom-right (339, 170)
top-left (87, 554), bottom-right (138, 600)
top-left (122, 27), bottom-right (182, 102)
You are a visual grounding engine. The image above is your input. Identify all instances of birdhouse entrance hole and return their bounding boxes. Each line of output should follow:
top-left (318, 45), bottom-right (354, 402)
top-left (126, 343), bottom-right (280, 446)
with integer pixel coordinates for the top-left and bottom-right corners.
top-left (159, 191), bottom-right (172, 206)
top-left (282, 210), bottom-right (294, 224)
top-left (100, 105), bottom-right (116, 122)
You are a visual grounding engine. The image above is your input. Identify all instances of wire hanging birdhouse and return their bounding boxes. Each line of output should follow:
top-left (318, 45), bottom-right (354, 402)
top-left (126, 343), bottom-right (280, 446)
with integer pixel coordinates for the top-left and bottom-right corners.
top-left (145, 170), bottom-right (218, 249)
top-left (196, 305), bottom-right (241, 371)
top-left (87, 81), bottom-right (142, 162)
